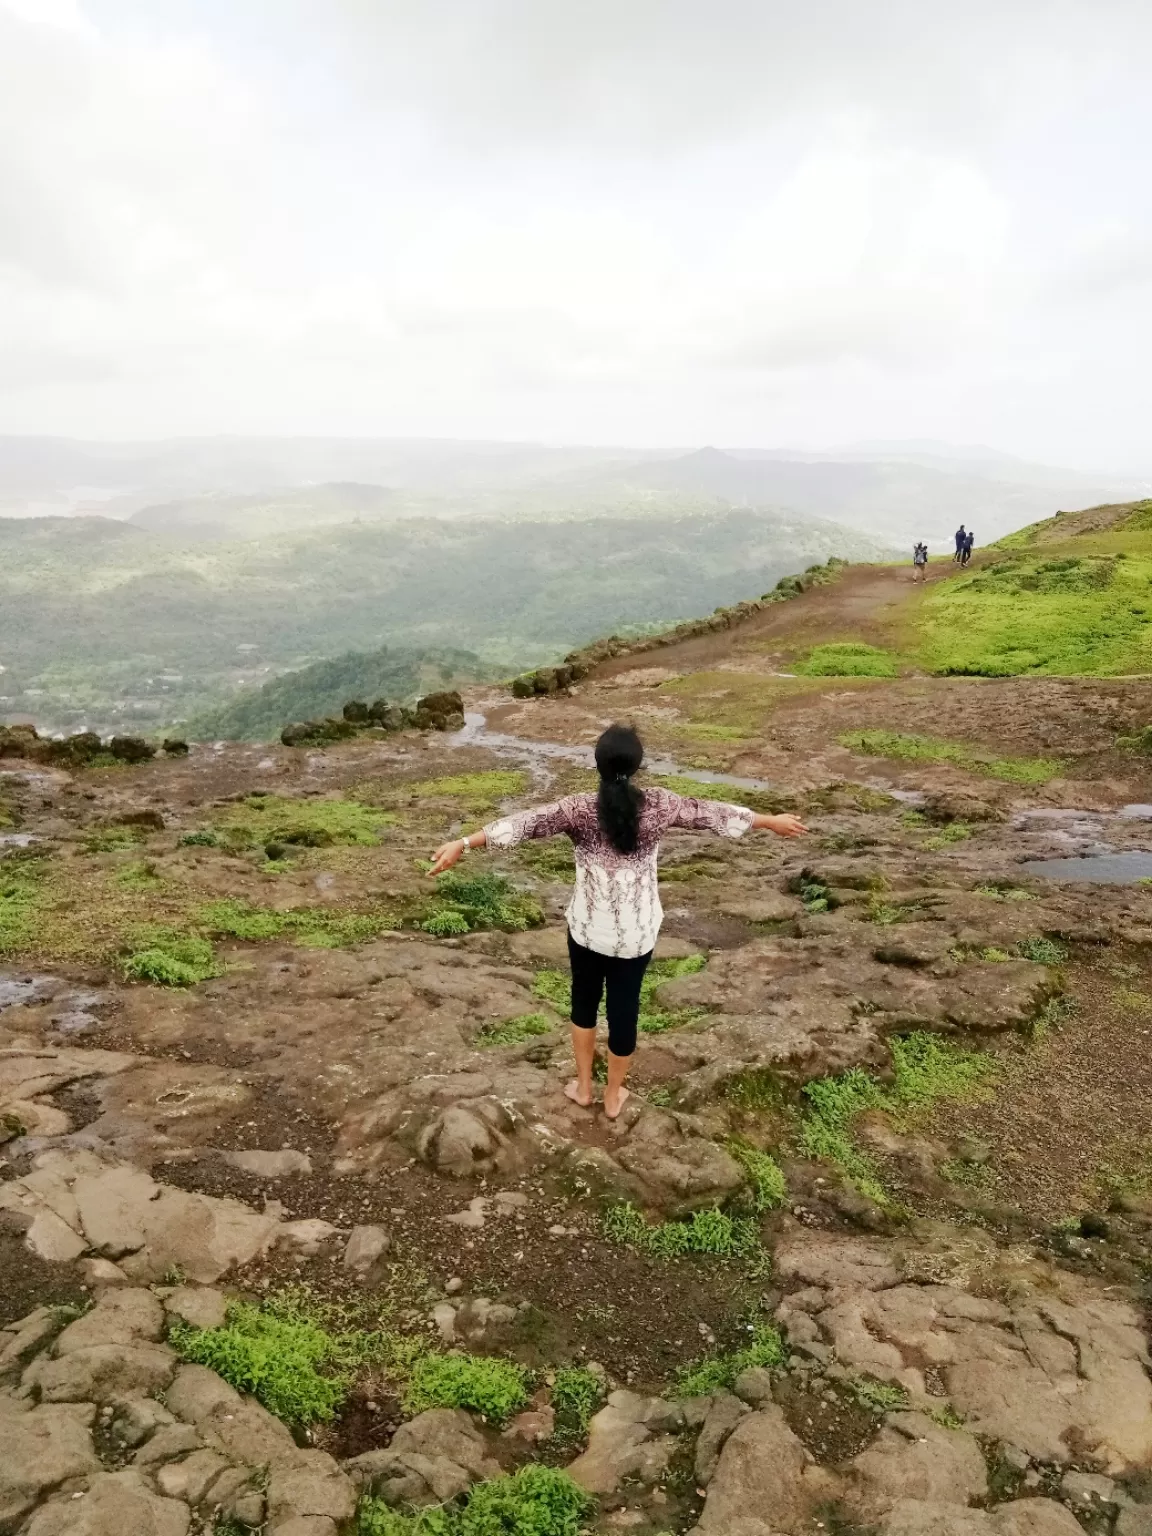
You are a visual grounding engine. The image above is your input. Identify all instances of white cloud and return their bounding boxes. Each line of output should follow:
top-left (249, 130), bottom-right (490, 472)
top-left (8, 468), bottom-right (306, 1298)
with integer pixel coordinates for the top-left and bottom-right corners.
top-left (0, 0), bottom-right (1149, 468)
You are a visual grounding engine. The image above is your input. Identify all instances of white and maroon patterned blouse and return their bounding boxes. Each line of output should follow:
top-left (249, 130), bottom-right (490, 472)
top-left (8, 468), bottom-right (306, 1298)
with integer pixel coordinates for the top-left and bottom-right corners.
top-left (483, 787), bottom-right (755, 959)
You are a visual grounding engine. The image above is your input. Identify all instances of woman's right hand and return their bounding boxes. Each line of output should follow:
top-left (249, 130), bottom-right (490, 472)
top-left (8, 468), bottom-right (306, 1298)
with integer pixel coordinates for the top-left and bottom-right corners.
top-left (428, 840), bottom-right (466, 876)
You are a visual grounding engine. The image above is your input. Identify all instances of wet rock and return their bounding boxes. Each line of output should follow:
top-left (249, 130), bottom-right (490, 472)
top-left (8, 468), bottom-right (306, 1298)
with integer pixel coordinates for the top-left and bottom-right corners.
top-left (224, 1148), bottom-right (312, 1178)
top-left (413, 691), bottom-right (465, 731)
top-left (344, 1408), bottom-right (500, 1504)
top-left (693, 1404), bottom-right (835, 1533)
top-left (54, 1288), bottom-right (165, 1352)
top-left (695, 1391), bottom-right (751, 1486)
top-left (1118, 1510), bottom-right (1152, 1536)
top-left (26, 1342), bottom-right (178, 1402)
top-left (612, 1107), bottom-right (746, 1215)
top-left (163, 1286), bottom-right (229, 1331)
top-left (24, 1470), bottom-right (191, 1536)
top-left (132, 1423), bottom-right (204, 1467)
top-left (732, 1366), bottom-right (775, 1407)
top-left (716, 894), bottom-right (801, 923)
top-left (166, 1363), bottom-right (298, 1467)
top-left (107, 737), bottom-right (156, 765)
top-left (266, 1451), bottom-right (357, 1527)
top-left (342, 1224), bottom-right (390, 1274)
top-left (78, 1258), bottom-right (130, 1287)
top-left (1060, 1470), bottom-right (1130, 1516)
top-left (843, 1411), bottom-right (988, 1521)
top-left (0, 1396), bottom-right (100, 1528)
top-left (565, 1392), bottom-right (683, 1494)
top-left (278, 1219), bottom-right (339, 1256)
top-left (416, 1098), bottom-right (521, 1178)
top-left (107, 1396), bottom-right (177, 1451)
top-left (155, 1447), bottom-right (233, 1503)
top-left (880, 1499), bottom-right (1083, 1535)
top-left (0, 1305), bottom-right (70, 1376)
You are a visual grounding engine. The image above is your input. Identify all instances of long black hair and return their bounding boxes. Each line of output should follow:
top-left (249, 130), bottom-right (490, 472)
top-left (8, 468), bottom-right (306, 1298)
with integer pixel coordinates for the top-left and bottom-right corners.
top-left (595, 724), bottom-right (644, 853)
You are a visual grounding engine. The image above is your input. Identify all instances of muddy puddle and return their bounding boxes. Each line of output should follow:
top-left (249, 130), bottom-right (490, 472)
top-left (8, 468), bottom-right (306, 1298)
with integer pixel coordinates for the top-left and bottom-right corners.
top-left (1021, 850), bottom-right (1152, 883)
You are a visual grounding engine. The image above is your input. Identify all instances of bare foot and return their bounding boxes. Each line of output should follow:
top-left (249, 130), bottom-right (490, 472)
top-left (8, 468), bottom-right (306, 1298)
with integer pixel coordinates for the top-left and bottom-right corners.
top-left (565, 1079), bottom-right (594, 1108)
top-left (603, 1086), bottom-right (631, 1120)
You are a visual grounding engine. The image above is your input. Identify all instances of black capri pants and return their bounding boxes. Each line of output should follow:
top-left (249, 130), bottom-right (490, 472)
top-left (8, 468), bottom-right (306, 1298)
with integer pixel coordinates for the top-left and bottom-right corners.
top-left (567, 930), bottom-right (653, 1058)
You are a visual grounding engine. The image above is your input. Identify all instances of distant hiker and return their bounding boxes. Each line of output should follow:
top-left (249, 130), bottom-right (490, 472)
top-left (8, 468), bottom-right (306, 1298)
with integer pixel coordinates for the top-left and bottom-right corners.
top-left (428, 724), bottom-right (806, 1119)
top-left (912, 541), bottom-right (928, 581)
top-left (953, 525), bottom-right (967, 561)
top-left (961, 530), bottom-right (975, 566)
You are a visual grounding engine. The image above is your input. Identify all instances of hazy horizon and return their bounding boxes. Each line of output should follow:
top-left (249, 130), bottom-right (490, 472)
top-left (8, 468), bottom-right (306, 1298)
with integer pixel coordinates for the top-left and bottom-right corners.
top-left (2, 2), bottom-right (1150, 474)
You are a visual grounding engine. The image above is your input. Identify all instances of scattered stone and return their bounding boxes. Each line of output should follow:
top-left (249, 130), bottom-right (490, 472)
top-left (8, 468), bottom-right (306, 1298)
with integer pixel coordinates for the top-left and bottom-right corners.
top-left (266, 1451), bottom-right (357, 1527)
top-left (78, 1258), bottom-right (130, 1287)
top-left (278, 1218), bottom-right (338, 1256)
top-left (565, 1392), bottom-right (684, 1494)
top-left (432, 1302), bottom-right (457, 1342)
top-left (342, 1224), bottom-right (390, 1274)
top-left (27, 1342), bottom-right (178, 1402)
top-left (692, 1405), bottom-right (836, 1533)
top-left (53, 1288), bottom-right (165, 1352)
top-left (843, 1411), bottom-right (988, 1522)
top-left (695, 1392), bottom-right (751, 1486)
top-left (156, 1447), bottom-right (233, 1503)
top-left (224, 1148), bottom-right (313, 1178)
top-left (344, 1408), bottom-right (501, 1505)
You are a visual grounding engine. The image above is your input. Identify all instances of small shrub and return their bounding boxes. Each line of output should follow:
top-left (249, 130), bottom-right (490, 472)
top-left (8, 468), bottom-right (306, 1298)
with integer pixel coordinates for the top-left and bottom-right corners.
top-left (727, 1139), bottom-right (787, 1212)
top-left (1014, 936), bottom-right (1069, 965)
top-left (849, 1376), bottom-right (909, 1414)
top-left (430, 870), bottom-right (543, 932)
top-left (170, 1300), bottom-right (350, 1425)
top-left (357, 1465), bottom-right (592, 1536)
top-left (422, 908), bottom-right (472, 938)
top-left (550, 1366), bottom-right (603, 1444)
top-left (724, 1069), bottom-right (788, 1113)
top-left (178, 830), bottom-right (220, 847)
top-left (602, 1201), bottom-right (758, 1260)
top-left (477, 1012), bottom-right (554, 1047)
top-left (122, 930), bottom-right (220, 987)
top-left (673, 1323), bottom-right (786, 1397)
top-left (402, 1352), bottom-right (530, 1424)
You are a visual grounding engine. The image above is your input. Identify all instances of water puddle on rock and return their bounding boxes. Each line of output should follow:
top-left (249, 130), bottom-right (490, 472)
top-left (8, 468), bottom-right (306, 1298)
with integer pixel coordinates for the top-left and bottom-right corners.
top-left (1021, 851), bottom-right (1152, 884)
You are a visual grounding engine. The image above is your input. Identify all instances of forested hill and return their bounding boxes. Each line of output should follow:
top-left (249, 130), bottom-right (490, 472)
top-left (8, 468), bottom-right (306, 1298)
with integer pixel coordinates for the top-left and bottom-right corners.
top-left (0, 505), bottom-right (892, 735)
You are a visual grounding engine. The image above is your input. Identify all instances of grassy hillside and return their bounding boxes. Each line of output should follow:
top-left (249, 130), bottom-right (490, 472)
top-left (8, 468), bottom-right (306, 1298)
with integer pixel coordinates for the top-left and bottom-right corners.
top-left (189, 645), bottom-right (486, 741)
top-left (914, 499), bottom-right (1152, 676)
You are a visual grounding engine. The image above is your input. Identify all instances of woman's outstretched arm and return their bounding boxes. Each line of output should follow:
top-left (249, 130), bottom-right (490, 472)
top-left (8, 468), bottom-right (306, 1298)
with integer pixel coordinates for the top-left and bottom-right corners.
top-left (428, 797), bottom-right (575, 876)
top-left (751, 811), bottom-right (807, 837)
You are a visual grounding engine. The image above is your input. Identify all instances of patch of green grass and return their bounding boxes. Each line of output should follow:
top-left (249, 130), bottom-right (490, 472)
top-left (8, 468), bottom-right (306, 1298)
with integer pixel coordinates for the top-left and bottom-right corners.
top-left (549, 1366), bottom-right (603, 1445)
top-left (788, 873), bottom-right (836, 913)
top-left (975, 882), bottom-right (1035, 902)
top-left (922, 822), bottom-right (973, 850)
top-left (121, 928), bottom-right (221, 987)
top-left (0, 858), bottom-right (46, 953)
top-left (602, 1201), bottom-right (759, 1260)
top-left (928, 1403), bottom-right (967, 1430)
top-left (82, 824), bottom-right (145, 853)
top-left (727, 1139), bottom-right (787, 1212)
top-left (178, 829), bottom-right (220, 847)
top-left (356, 1465), bottom-right (592, 1536)
top-left (914, 540), bottom-right (1152, 677)
top-left (170, 1299), bottom-right (351, 1425)
top-left (532, 968), bottom-right (573, 1012)
top-left (647, 772), bottom-right (794, 816)
top-left (938, 1157), bottom-right (991, 1188)
top-left (200, 898), bottom-right (398, 949)
top-left (848, 1376), bottom-right (909, 1414)
top-left (394, 771), bottom-right (528, 819)
top-left (866, 896), bottom-right (920, 925)
top-left (838, 729), bottom-right (1063, 785)
top-left (425, 870), bottom-right (543, 934)
top-left (676, 722), bottom-right (751, 741)
top-left (217, 794), bottom-right (396, 850)
top-left (672, 1323), bottom-right (786, 1397)
top-left (724, 1069), bottom-right (788, 1114)
top-left (645, 1085), bottom-right (676, 1108)
top-left (796, 642), bottom-right (899, 678)
top-left (402, 1352), bottom-right (530, 1424)
top-left (477, 1012), bottom-right (555, 1047)
top-left (114, 859), bottom-right (163, 890)
top-left (514, 840), bottom-right (576, 880)
top-left (799, 1034), bottom-right (996, 1203)
top-left (1014, 936), bottom-right (1069, 965)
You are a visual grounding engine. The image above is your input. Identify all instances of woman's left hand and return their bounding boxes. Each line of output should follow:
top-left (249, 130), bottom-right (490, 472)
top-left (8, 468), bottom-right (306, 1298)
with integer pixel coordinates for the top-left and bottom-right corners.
top-left (428, 840), bottom-right (466, 875)
top-left (764, 814), bottom-right (808, 838)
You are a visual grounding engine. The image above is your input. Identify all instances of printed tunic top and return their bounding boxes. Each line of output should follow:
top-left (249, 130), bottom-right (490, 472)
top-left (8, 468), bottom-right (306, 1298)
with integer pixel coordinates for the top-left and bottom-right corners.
top-left (483, 787), bottom-right (754, 958)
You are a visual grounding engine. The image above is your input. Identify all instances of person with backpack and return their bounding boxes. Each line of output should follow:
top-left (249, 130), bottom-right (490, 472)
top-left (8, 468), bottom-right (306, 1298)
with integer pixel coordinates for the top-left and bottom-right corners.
top-left (912, 542), bottom-right (928, 581)
top-left (428, 724), bottom-right (806, 1118)
top-left (961, 530), bottom-right (975, 566)
top-left (953, 525), bottom-right (967, 561)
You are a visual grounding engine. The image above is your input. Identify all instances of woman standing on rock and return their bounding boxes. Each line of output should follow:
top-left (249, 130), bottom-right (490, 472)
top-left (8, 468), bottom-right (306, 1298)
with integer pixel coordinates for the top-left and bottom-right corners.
top-left (429, 724), bottom-right (806, 1119)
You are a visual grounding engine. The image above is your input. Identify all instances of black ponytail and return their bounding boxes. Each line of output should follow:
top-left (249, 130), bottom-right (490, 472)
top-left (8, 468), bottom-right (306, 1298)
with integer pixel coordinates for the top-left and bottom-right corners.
top-left (595, 724), bottom-right (644, 854)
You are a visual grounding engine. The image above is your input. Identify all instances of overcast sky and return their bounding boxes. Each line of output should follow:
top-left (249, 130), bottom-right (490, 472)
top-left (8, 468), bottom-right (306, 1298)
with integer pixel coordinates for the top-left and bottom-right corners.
top-left (1, 0), bottom-right (1150, 469)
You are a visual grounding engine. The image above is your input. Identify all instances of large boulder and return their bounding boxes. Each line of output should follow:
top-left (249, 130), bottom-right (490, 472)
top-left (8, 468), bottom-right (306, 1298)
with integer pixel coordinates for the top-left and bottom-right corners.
top-left (880, 1499), bottom-right (1084, 1536)
top-left (413, 691), bottom-right (465, 731)
top-left (343, 1408), bottom-right (500, 1506)
top-left (693, 1405), bottom-right (836, 1534)
top-left (565, 1391), bottom-right (685, 1495)
top-left (843, 1411), bottom-right (988, 1522)
top-left (613, 1106), bottom-right (746, 1214)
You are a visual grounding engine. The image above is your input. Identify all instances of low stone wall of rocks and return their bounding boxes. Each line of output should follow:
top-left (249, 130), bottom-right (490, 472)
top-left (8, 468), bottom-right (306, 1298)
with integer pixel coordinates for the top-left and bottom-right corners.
top-left (509, 556), bottom-right (849, 697)
top-left (0, 726), bottom-right (187, 767)
top-left (280, 689), bottom-right (465, 747)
